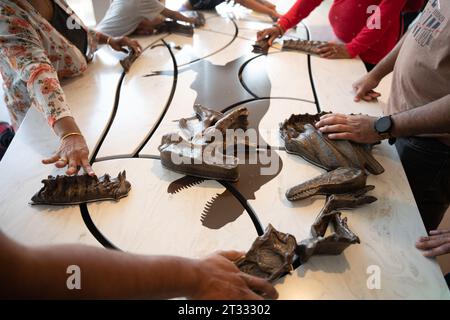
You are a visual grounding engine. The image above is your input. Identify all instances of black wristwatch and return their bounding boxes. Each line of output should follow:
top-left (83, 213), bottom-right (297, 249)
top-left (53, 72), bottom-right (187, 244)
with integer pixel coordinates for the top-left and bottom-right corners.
top-left (374, 115), bottom-right (396, 144)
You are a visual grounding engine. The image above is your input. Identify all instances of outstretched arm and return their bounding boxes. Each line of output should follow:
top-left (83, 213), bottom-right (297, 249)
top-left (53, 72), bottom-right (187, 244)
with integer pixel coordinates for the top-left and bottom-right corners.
top-left (315, 95), bottom-right (450, 144)
top-left (236, 0), bottom-right (280, 18)
top-left (161, 8), bottom-right (197, 24)
top-left (0, 232), bottom-right (277, 300)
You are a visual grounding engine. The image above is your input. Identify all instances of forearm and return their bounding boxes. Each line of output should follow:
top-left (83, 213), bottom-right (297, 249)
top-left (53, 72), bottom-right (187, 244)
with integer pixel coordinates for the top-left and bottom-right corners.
top-left (392, 95), bottom-right (450, 137)
top-left (162, 8), bottom-right (191, 23)
top-left (237, 0), bottom-right (275, 16)
top-left (277, 0), bottom-right (322, 32)
top-left (369, 33), bottom-right (407, 81)
top-left (4, 238), bottom-right (197, 299)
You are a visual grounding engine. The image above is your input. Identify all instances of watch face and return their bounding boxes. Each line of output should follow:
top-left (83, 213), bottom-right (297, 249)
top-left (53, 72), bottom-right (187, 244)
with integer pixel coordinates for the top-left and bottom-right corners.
top-left (376, 116), bottom-right (391, 133)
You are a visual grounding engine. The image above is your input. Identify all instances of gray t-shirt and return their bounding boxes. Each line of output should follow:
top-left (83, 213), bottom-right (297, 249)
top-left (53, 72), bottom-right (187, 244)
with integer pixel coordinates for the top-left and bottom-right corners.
top-left (387, 0), bottom-right (450, 145)
top-left (97, 0), bottom-right (165, 37)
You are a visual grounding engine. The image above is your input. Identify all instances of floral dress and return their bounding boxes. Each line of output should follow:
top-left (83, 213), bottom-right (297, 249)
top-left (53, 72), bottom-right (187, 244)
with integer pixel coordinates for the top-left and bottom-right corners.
top-left (0, 0), bottom-right (99, 129)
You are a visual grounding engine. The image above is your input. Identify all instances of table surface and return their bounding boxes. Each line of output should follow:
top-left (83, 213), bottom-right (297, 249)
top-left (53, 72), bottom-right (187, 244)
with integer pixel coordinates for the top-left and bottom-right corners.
top-left (0, 2), bottom-right (449, 299)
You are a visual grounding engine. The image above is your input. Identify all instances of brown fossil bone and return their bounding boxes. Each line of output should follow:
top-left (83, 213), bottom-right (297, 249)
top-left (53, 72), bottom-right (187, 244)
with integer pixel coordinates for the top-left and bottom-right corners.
top-left (311, 187), bottom-right (377, 237)
top-left (296, 212), bottom-right (360, 263)
top-left (282, 39), bottom-right (328, 55)
top-left (155, 19), bottom-right (194, 36)
top-left (159, 104), bottom-right (251, 181)
top-left (252, 37), bottom-right (270, 55)
top-left (236, 224), bottom-right (297, 281)
top-left (286, 167), bottom-right (369, 201)
top-left (30, 171), bottom-right (131, 205)
top-left (280, 113), bottom-right (385, 175)
top-left (120, 49), bottom-right (140, 73)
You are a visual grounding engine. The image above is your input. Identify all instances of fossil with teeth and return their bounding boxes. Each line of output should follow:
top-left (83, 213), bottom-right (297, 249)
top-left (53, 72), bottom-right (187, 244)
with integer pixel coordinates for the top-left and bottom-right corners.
top-left (30, 171), bottom-right (131, 205)
top-left (282, 39), bottom-right (327, 55)
top-left (236, 224), bottom-right (297, 281)
top-left (159, 105), bottom-right (249, 181)
top-left (252, 37), bottom-right (270, 55)
top-left (286, 167), bottom-right (368, 201)
top-left (280, 113), bottom-right (384, 175)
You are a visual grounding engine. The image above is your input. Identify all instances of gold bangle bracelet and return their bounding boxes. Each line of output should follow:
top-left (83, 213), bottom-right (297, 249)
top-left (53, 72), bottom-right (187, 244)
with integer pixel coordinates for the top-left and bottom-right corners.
top-left (107, 36), bottom-right (112, 46)
top-left (61, 132), bottom-right (83, 141)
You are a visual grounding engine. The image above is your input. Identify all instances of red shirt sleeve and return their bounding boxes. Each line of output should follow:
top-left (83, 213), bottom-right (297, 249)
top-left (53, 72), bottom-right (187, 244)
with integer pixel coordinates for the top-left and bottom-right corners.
top-left (345, 0), bottom-right (407, 58)
top-left (278, 0), bottom-right (324, 32)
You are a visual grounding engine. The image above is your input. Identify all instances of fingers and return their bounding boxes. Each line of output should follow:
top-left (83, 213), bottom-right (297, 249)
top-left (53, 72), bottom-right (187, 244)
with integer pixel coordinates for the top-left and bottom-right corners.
top-left (430, 229), bottom-right (450, 235)
top-left (66, 158), bottom-right (79, 176)
top-left (268, 34), bottom-right (277, 46)
top-left (327, 132), bottom-right (354, 140)
top-left (217, 250), bottom-right (245, 262)
top-left (55, 157), bottom-right (68, 169)
top-left (318, 124), bottom-right (353, 134)
top-left (422, 244), bottom-right (450, 258)
top-left (81, 158), bottom-right (95, 176)
top-left (416, 235), bottom-right (450, 250)
top-left (42, 154), bottom-right (60, 165)
top-left (315, 114), bottom-right (347, 128)
top-left (241, 274), bottom-right (278, 300)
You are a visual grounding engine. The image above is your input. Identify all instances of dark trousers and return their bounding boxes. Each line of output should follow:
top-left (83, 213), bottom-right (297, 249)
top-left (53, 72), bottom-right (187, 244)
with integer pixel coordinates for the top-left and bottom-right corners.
top-left (395, 137), bottom-right (450, 232)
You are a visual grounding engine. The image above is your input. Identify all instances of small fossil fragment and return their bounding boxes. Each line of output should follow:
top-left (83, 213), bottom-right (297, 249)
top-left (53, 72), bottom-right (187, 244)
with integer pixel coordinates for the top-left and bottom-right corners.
top-left (280, 113), bottom-right (384, 175)
top-left (120, 49), bottom-right (140, 73)
top-left (30, 171), bottom-right (131, 205)
top-left (297, 212), bottom-right (360, 263)
top-left (252, 37), bottom-right (270, 55)
top-left (282, 39), bottom-right (327, 55)
top-left (236, 224), bottom-right (297, 281)
top-left (286, 167), bottom-right (368, 201)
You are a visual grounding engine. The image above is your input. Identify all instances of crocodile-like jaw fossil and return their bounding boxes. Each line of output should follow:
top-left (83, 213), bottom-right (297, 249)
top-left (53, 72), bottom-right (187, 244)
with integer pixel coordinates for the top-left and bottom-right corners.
top-left (282, 39), bottom-right (327, 55)
top-left (236, 224), bottom-right (297, 281)
top-left (311, 187), bottom-right (377, 237)
top-left (120, 49), bottom-right (140, 73)
top-left (286, 167), bottom-right (368, 201)
top-left (252, 37), bottom-right (270, 55)
top-left (296, 212), bottom-right (360, 263)
top-left (280, 113), bottom-right (384, 175)
top-left (31, 171), bottom-right (131, 205)
top-left (155, 20), bottom-right (194, 37)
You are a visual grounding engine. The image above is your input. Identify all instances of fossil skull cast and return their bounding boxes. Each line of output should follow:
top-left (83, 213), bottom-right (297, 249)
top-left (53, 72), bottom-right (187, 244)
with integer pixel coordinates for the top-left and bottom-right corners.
top-left (286, 167), bottom-right (369, 201)
top-left (30, 171), bottom-right (131, 205)
top-left (280, 113), bottom-right (385, 175)
top-left (158, 105), bottom-right (250, 181)
top-left (236, 224), bottom-right (297, 281)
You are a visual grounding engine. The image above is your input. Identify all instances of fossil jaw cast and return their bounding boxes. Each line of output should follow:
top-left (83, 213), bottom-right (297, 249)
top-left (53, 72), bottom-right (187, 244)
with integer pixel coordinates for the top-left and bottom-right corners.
top-left (31, 171), bottom-right (131, 205)
top-left (236, 224), bottom-right (297, 282)
top-left (280, 113), bottom-right (385, 175)
top-left (286, 167), bottom-right (368, 201)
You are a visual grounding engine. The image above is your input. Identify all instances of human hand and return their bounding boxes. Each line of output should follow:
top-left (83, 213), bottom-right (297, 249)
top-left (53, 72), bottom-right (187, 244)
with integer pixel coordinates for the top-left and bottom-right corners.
top-left (315, 113), bottom-right (381, 144)
top-left (352, 73), bottom-right (381, 102)
top-left (317, 43), bottom-right (351, 59)
top-left (256, 27), bottom-right (281, 46)
top-left (42, 134), bottom-right (94, 176)
top-left (416, 229), bottom-right (450, 258)
top-left (189, 251), bottom-right (278, 300)
top-left (109, 36), bottom-right (142, 55)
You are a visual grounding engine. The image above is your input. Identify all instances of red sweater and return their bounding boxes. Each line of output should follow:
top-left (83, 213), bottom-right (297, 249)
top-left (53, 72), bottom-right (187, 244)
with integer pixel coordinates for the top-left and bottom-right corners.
top-left (278, 0), bottom-right (411, 64)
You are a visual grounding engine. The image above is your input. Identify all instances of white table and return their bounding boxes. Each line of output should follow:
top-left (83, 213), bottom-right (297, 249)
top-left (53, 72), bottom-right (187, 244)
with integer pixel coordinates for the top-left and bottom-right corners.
top-left (0, 2), bottom-right (448, 299)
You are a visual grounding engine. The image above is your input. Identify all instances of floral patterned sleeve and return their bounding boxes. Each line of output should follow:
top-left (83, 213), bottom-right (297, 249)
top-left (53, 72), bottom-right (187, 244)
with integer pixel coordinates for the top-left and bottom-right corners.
top-left (0, 13), bottom-right (74, 127)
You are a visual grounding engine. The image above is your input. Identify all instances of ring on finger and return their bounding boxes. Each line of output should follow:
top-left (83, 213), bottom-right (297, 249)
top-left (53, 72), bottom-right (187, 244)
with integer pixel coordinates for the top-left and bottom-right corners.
top-left (58, 158), bottom-right (68, 163)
